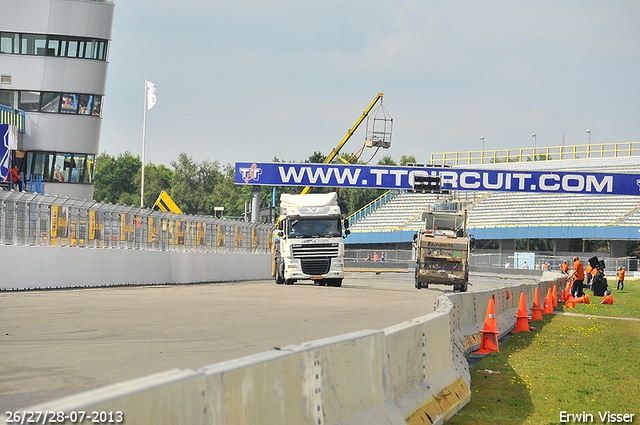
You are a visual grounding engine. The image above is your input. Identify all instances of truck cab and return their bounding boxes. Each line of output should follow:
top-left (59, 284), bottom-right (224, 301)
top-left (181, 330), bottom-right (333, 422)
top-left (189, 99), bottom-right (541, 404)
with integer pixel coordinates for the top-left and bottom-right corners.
top-left (273, 193), bottom-right (349, 287)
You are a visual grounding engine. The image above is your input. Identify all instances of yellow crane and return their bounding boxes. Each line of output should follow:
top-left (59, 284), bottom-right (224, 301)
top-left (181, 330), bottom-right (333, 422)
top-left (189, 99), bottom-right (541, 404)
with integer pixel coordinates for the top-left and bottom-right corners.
top-left (300, 93), bottom-right (387, 194)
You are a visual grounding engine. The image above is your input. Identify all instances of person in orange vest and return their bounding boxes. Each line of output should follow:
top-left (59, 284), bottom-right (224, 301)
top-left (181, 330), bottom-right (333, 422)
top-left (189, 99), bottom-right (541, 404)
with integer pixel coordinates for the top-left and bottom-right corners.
top-left (569, 256), bottom-right (585, 298)
top-left (585, 263), bottom-right (593, 288)
top-left (560, 260), bottom-right (569, 274)
top-left (617, 267), bottom-right (625, 290)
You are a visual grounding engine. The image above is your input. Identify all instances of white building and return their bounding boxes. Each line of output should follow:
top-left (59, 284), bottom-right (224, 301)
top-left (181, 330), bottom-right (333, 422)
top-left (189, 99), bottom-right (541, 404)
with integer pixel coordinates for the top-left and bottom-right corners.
top-left (0, 0), bottom-right (115, 200)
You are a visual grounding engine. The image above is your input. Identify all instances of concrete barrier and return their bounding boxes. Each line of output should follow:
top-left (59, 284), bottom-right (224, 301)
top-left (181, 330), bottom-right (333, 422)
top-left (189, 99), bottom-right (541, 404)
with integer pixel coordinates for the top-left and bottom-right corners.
top-left (0, 245), bottom-right (272, 290)
top-left (11, 274), bottom-right (566, 425)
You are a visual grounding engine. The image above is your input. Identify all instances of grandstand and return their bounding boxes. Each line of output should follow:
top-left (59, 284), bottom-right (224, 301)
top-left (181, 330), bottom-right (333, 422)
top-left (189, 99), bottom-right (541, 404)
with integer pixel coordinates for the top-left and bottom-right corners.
top-left (345, 145), bottom-right (640, 257)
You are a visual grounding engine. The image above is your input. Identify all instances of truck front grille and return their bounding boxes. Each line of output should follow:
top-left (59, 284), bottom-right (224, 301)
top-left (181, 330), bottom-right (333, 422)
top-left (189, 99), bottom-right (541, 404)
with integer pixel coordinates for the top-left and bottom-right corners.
top-left (301, 259), bottom-right (331, 275)
top-left (291, 243), bottom-right (339, 258)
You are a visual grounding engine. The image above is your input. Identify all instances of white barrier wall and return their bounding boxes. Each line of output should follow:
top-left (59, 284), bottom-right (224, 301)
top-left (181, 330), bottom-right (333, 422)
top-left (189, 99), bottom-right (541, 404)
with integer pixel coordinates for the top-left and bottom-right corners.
top-left (11, 275), bottom-right (566, 425)
top-left (0, 245), bottom-right (272, 290)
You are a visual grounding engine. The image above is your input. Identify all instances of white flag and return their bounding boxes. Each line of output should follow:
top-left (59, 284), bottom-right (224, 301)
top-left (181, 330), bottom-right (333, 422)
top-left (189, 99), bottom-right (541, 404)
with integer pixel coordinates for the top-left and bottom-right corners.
top-left (146, 80), bottom-right (157, 110)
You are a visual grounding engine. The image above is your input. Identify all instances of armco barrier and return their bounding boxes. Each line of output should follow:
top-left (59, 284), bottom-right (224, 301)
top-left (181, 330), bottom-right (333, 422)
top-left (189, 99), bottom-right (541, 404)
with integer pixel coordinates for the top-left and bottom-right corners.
top-left (11, 274), bottom-right (566, 425)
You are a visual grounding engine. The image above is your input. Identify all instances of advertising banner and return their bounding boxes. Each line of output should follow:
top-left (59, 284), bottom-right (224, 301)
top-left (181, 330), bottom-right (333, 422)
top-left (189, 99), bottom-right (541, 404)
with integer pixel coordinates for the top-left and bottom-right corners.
top-left (235, 162), bottom-right (640, 196)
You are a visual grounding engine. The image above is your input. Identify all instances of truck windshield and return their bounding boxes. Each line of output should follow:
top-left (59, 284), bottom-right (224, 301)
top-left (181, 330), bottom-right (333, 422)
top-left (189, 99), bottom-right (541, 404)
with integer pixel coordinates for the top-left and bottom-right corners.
top-left (425, 215), bottom-right (463, 234)
top-left (288, 218), bottom-right (342, 238)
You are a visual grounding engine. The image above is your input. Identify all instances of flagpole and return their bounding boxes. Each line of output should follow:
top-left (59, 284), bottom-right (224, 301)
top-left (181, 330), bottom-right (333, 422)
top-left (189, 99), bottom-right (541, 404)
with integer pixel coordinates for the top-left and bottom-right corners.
top-left (141, 77), bottom-right (147, 208)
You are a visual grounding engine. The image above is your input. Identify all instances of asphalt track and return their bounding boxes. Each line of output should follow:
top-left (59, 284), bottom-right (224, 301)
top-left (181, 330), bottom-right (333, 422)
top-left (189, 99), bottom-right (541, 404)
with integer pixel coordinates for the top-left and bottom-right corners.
top-left (0, 271), bottom-right (534, 412)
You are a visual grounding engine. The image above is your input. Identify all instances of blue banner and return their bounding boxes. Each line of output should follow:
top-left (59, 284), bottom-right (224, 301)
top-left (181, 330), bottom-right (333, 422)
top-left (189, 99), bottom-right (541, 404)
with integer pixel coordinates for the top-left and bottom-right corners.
top-left (235, 162), bottom-right (640, 196)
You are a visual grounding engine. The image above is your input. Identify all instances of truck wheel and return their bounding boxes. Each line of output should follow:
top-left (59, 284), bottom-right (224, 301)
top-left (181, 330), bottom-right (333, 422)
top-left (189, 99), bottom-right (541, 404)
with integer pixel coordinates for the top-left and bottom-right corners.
top-left (285, 279), bottom-right (295, 285)
top-left (331, 279), bottom-right (342, 287)
top-left (414, 273), bottom-right (421, 289)
top-left (456, 279), bottom-right (468, 292)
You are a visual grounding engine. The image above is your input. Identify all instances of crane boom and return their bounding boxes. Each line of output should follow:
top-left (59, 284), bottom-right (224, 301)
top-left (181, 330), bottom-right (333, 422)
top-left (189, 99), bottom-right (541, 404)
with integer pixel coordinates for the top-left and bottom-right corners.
top-left (300, 93), bottom-right (384, 194)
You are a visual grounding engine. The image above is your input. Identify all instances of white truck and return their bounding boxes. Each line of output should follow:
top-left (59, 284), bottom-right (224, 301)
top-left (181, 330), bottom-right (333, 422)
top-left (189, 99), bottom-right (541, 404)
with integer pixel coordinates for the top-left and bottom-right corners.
top-left (413, 210), bottom-right (473, 292)
top-left (272, 192), bottom-right (350, 287)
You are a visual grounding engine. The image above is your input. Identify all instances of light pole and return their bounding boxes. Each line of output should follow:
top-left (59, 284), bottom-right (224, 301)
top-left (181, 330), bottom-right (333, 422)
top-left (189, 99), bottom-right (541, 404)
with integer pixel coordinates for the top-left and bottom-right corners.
top-left (480, 135), bottom-right (485, 151)
top-left (586, 129), bottom-right (591, 144)
top-left (532, 133), bottom-right (536, 157)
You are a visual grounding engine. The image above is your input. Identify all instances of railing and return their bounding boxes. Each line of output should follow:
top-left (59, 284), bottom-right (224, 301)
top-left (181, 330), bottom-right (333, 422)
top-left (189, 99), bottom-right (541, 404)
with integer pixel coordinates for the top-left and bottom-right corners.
top-left (431, 142), bottom-right (640, 166)
top-left (346, 190), bottom-right (397, 227)
top-left (0, 104), bottom-right (25, 133)
top-left (0, 189), bottom-right (275, 254)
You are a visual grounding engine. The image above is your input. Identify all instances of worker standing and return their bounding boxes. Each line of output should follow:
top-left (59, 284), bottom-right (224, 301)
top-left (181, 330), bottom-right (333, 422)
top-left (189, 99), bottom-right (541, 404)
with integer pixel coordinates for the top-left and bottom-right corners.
top-left (617, 267), bottom-right (625, 291)
top-left (569, 256), bottom-right (585, 298)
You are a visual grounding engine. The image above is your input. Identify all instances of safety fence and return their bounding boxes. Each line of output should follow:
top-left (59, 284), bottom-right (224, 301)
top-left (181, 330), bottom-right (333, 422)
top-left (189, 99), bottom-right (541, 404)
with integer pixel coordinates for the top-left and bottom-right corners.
top-left (0, 189), bottom-right (275, 254)
top-left (346, 247), bottom-right (636, 271)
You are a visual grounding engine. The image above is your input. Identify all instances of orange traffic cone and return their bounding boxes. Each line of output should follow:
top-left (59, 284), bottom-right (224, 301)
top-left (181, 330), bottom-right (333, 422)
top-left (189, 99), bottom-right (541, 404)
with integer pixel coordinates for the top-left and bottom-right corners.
top-left (513, 292), bottom-right (530, 333)
top-left (566, 300), bottom-right (575, 308)
top-left (477, 298), bottom-right (500, 354)
top-left (542, 288), bottom-right (554, 314)
top-left (531, 287), bottom-right (543, 321)
top-left (552, 284), bottom-right (558, 307)
top-left (560, 289), bottom-right (565, 302)
top-left (601, 295), bottom-right (613, 305)
top-left (507, 291), bottom-right (511, 300)
top-left (584, 294), bottom-right (590, 304)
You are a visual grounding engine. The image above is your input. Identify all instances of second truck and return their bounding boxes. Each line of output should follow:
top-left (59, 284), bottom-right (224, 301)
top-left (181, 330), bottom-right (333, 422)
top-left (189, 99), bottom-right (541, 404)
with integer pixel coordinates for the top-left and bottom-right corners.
top-left (413, 210), bottom-right (473, 292)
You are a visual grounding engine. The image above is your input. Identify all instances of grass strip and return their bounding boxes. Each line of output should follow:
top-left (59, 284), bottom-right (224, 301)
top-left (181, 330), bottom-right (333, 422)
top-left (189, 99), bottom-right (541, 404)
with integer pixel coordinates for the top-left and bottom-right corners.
top-left (447, 280), bottom-right (640, 424)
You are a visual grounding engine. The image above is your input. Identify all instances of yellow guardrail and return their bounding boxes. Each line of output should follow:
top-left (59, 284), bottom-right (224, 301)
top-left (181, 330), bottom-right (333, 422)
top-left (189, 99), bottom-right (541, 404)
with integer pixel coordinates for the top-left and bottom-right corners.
top-left (431, 142), bottom-right (640, 166)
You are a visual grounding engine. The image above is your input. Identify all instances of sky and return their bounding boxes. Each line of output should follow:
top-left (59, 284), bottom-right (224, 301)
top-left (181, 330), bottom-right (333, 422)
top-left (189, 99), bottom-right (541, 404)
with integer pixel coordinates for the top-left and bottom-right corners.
top-left (99, 1), bottom-right (640, 169)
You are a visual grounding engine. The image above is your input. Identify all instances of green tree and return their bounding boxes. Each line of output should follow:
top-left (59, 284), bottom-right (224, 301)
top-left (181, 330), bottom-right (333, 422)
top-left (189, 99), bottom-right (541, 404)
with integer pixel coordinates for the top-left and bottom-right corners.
top-left (377, 155), bottom-right (397, 166)
top-left (140, 163), bottom-right (174, 208)
top-left (400, 154), bottom-right (417, 166)
top-left (94, 151), bottom-right (141, 204)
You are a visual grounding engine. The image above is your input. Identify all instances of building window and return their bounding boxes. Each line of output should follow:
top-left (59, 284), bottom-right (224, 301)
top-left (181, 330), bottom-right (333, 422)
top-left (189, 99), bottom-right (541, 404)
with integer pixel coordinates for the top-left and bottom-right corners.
top-left (41, 92), bottom-right (61, 113)
top-left (26, 151), bottom-right (95, 184)
top-left (0, 32), bottom-right (108, 61)
top-left (61, 94), bottom-right (78, 114)
top-left (1, 32), bottom-right (19, 54)
top-left (1, 90), bottom-right (103, 117)
top-left (0, 90), bottom-right (18, 109)
top-left (78, 94), bottom-right (93, 115)
top-left (21, 34), bottom-right (47, 55)
top-left (19, 91), bottom-right (41, 112)
top-left (91, 97), bottom-right (102, 116)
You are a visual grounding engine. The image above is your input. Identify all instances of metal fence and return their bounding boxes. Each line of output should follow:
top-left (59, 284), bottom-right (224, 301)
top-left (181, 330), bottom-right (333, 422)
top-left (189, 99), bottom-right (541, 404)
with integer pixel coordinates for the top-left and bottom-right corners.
top-left (345, 247), bottom-right (637, 271)
top-left (0, 189), bottom-right (275, 254)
